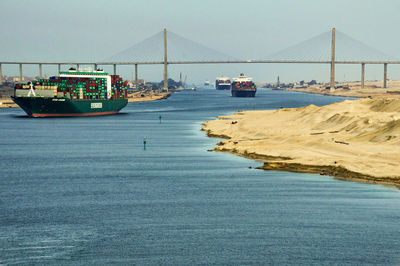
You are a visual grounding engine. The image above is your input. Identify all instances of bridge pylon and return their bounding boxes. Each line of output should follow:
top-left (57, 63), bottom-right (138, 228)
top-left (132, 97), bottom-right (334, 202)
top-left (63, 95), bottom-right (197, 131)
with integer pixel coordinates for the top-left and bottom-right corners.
top-left (135, 64), bottom-right (138, 89)
top-left (361, 63), bottom-right (365, 89)
top-left (330, 27), bottom-right (335, 91)
top-left (163, 28), bottom-right (168, 92)
top-left (384, 63), bottom-right (387, 88)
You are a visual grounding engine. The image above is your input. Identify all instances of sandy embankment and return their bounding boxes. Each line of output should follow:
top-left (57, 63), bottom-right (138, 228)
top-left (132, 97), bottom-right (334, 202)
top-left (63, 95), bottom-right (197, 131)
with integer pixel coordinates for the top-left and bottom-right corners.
top-left (0, 99), bottom-right (18, 108)
top-left (127, 92), bottom-right (171, 102)
top-left (287, 80), bottom-right (400, 98)
top-left (202, 98), bottom-right (400, 188)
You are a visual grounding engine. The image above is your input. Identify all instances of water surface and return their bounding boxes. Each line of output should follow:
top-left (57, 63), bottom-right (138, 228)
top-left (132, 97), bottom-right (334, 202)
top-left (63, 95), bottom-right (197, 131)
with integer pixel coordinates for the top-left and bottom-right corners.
top-left (1, 89), bottom-right (400, 265)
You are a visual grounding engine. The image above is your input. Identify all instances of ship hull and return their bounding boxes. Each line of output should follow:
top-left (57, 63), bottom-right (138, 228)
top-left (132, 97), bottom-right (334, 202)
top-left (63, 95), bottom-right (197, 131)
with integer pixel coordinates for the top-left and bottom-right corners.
top-left (231, 90), bottom-right (256, 97)
top-left (11, 97), bottom-right (128, 117)
top-left (216, 84), bottom-right (231, 90)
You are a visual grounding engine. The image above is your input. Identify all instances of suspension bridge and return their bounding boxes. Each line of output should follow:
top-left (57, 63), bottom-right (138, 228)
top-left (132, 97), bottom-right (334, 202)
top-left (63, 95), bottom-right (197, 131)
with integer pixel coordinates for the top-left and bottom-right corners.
top-left (1, 28), bottom-right (398, 90)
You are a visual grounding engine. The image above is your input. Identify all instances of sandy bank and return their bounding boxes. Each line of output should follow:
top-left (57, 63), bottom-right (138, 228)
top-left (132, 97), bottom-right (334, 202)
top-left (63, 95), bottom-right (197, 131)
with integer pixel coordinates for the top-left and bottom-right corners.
top-left (202, 98), bottom-right (400, 188)
top-left (127, 92), bottom-right (171, 102)
top-left (286, 80), bottom-right (400, 99)
top-left (0, 99), bottom-right (18, 108)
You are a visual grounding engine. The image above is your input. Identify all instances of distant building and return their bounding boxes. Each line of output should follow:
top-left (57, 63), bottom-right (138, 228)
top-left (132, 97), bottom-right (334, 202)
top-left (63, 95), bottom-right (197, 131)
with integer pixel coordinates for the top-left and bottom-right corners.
top-left (127, 79), bottom-right (146, 90)
top-left (127, 81), bottom-right (134, 88)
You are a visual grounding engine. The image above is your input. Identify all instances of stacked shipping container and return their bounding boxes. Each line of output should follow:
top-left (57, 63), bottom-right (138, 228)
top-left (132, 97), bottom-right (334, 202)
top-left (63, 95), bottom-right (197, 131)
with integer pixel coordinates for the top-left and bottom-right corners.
top-left (111, 75), bottom-right (128, 99)
top-left (14, 74), bottom-right (128, 100)
top-left (232, 81), bottom-right (256, 90)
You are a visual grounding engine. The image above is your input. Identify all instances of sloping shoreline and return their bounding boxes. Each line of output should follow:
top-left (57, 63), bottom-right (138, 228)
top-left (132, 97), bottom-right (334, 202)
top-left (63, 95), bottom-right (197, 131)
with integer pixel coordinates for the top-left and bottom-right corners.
top-left (202, 98), bottom-right (400, 189)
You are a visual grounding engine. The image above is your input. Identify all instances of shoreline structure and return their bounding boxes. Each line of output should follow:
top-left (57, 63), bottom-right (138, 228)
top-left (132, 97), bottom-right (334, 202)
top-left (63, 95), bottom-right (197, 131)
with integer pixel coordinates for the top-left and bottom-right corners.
top-left (202, 97), bottom-right (400, 189)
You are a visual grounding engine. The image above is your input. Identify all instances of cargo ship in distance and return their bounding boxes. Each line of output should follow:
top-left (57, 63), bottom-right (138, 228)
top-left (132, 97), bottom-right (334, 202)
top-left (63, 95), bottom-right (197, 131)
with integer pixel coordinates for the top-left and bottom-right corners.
top-left (12, 68), bottom-right (128, 117)
top-left (231, 73), bottom-right (257, 97)
top-left (215, 76), bottom-right (231, 90)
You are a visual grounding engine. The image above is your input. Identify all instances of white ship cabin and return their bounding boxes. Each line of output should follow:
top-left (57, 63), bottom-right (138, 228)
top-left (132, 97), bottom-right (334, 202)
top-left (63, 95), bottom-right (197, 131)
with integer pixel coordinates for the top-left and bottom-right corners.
top-left (216, 76), bottom-right (230, 81)
top-left (216, 76), bottom-right (231, 84)
top-left (233, 73), bottom-right (253, 83)
top-left (66, 67), bottom-right (105, 74)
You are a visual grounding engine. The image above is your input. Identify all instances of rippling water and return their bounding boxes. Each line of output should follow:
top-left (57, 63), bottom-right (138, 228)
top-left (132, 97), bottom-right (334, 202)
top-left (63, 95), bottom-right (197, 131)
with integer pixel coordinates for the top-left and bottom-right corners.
top-left (1, 89), bottom-right (400, 265)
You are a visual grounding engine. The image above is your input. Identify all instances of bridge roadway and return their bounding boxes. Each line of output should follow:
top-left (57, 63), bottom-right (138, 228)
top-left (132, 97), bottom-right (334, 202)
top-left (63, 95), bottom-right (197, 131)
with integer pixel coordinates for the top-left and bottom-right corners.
top-left (0, 59), bottom-right (397, 89)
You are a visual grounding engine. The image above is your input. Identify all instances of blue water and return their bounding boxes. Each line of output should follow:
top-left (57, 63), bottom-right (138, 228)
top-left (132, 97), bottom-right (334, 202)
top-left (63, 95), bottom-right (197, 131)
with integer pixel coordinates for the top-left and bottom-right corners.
top-left (1, 89), bottom-right (400, 265)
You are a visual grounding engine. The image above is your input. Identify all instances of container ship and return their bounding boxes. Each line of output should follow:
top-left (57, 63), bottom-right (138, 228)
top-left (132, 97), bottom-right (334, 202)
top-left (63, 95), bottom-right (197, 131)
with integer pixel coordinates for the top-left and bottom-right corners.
top-left (12, 68), bottom-right (128, 117)
top-left (231, 73), bottom-right (257, 97)
top-left (215, 76), bottom-right (231, 90)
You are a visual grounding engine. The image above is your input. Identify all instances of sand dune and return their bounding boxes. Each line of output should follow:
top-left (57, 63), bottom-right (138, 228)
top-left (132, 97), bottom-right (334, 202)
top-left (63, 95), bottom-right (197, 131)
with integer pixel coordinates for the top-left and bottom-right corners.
top-left (286, 80), bottom-right (400, 99)
top-left (202, 98), bottom-right (400, 188)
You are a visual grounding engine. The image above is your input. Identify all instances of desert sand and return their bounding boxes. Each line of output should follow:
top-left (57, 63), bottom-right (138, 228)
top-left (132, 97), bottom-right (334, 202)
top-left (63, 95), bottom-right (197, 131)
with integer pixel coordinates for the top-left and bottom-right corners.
top-left (202, 98), bottom-right (400, 188)
top-left (0, 99), bottom-right (18, 108)
top-left (288, 80), bottom-right (400, 98)
top-left (127, 92), bottom-right (171, 102)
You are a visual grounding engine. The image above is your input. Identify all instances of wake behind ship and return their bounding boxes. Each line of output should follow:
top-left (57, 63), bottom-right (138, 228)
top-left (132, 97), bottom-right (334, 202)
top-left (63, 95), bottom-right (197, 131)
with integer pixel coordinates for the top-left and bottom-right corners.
top-left (231, 73), bottom-right (257, 97)
top-left (12, 68), bottom-right (128, 117)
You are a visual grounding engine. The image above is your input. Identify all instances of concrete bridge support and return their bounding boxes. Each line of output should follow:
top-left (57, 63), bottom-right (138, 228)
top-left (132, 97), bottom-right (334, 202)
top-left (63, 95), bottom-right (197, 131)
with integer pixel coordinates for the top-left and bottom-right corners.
top-left (113, 64), bottom-right (117, 75)
top-left (384, 63), bottom-right (387, 88)
top-left (19, 64), bottom-right (23, 81)
top-left (76, 64), bottom-right (80, 70)
top-left (330, 27), bottom-right (336, 91)
top-left (39, 64), bottom-right (43, 78)
top-left (94, 64), bottom-right (97, 71)
top-left (0, 63), bottom-right (3, 80)
top-left (58, 64), bottom-right (61, 73)
top-left (135, 64), bottom-right (138, 89)
top-left (163, 28), bottom-right (168, 91)
top-left (361, 63), bottom-right (365, 89)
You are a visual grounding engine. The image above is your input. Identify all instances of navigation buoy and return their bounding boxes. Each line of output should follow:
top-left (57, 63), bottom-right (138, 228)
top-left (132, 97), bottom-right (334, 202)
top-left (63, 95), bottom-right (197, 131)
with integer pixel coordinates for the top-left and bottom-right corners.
top-left (143, 137), bottom-right (147, 150)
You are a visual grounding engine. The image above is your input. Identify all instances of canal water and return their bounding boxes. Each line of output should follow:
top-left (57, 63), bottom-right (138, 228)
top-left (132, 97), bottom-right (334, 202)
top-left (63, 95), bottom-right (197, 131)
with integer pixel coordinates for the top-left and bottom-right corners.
top-left (1, 89), bottom-right (400, 265)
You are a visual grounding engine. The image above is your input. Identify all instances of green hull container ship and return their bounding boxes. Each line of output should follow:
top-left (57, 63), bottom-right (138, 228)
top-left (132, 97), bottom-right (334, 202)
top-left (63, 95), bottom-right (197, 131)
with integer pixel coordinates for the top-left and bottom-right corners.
top-left (11, 97), bottom-right (128, 117)
top-left (12, 68), bottom-right (128, 117)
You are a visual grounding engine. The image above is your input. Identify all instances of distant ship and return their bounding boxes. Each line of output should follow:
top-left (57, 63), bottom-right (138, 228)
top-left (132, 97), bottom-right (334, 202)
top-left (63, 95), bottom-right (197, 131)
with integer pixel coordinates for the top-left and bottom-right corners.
top-left (231, 73), bottom-right (257, 97)
top-left (12, 68), bottom-right (128, 117)
top-left (204, 80), bottom-right (210, 86)
top-left (215, 76), bottom-right (231, 90)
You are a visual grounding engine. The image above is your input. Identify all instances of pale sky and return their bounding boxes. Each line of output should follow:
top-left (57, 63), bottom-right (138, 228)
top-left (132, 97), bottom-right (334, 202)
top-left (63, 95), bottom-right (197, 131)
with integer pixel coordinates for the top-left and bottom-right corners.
top-left (1, 0), bottom-right (400, 83)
